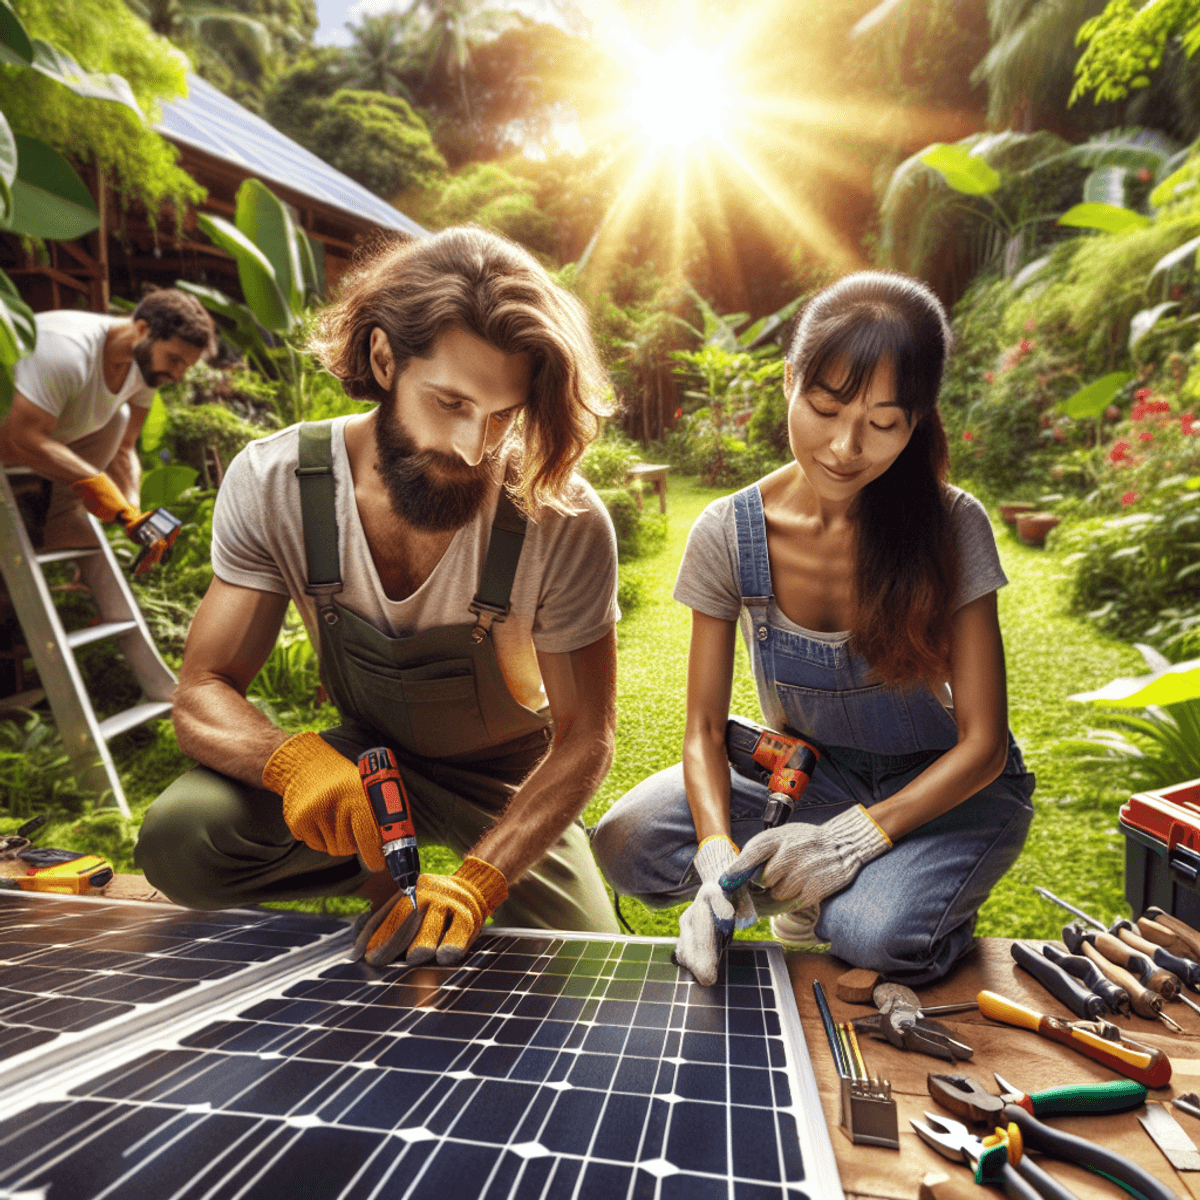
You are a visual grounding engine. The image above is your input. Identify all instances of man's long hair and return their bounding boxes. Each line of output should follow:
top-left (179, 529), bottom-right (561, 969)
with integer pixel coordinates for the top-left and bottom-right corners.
top-left (310, 226), bottom-right (611, 517)
top-left (787, 271), bottom-right (957, 690)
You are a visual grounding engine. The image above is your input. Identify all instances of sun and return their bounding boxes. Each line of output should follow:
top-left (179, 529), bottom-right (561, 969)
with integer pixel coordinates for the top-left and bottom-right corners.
top-left (624, 44), bottom-right (734, 151)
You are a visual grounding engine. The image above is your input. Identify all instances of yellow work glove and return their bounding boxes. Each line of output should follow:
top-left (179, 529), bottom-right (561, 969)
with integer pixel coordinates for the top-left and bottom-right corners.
top-left (72, 473), bottom-right (138, 527)
top-left (353, 856), bottom-right (507, 967)
top-left (262, 732), bottom-right (385, 872)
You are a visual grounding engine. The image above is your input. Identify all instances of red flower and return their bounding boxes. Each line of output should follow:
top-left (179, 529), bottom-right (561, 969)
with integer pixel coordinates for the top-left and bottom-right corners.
top-left (984, 372), bottom-right (994, 383)
top-left (1183, 414), bottom-right (1195, 435)
top-left (1108, 440), bottom-right (1131, 464)
top-left (674, 408), bottom-right (682, 419)
top-left (962, 431), bottom-right (975, 441)
top-left (1150, 399), bottom-right (1171, 414)
top-left (1121, 491), bottom-right (1139, 507)
top-left (1132, 401), bottom-right (1148, 421)
top-left (1139, 431), bottom-right (1154, 442)
top-left (1137, 167), bottom-right (1152, 183)
top-left (1019, 339), bottom-right (1035, 352)
top-left (1134, 387), bottom-right (1152, 401)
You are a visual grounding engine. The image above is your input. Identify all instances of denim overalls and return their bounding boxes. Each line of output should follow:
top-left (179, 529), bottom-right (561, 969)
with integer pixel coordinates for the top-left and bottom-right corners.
top-left (594, 484), bottom-right (1035, 984)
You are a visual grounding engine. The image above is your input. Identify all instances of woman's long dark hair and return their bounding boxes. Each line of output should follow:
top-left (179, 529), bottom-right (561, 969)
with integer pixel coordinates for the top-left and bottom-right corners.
top-left (787, 271), bottom-right (956, 689)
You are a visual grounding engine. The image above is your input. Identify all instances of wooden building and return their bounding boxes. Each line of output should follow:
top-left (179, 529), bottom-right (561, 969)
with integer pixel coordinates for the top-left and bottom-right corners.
top-left (3, 73), bottom-right (425, 313)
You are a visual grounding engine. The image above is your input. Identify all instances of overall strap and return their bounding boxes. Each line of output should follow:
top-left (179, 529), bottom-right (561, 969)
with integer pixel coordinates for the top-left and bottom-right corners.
top-left (733, 483), bottom-right (772, 608)
top-left (469, 487), bottom-right (527, 643)
top-left (295, 421), bottom-right (343, 627)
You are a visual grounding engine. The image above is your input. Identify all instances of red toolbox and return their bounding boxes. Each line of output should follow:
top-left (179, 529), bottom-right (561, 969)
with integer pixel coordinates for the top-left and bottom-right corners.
top-left (1120, 777), bottom-right (1200, 925)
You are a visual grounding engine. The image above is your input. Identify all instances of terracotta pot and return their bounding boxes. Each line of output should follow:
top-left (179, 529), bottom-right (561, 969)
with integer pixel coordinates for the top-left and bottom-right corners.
top-left (999, 502), bottom-right (1037, 527)
top-left (1016, 511), bottom-right (1061, 547)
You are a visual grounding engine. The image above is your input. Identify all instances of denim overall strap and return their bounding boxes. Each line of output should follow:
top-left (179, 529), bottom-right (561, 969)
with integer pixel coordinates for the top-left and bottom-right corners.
top-left (733, 484), bottom-right (772, 632)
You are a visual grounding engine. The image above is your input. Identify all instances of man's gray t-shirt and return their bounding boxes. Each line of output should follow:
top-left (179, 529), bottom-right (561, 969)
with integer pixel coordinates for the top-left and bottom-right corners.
top-left (212, 416), bottom-right (620, 714)
top-left (13, 312), bottom-right (153, 444)
top-left (674, 484), bottom-right (1007, 711)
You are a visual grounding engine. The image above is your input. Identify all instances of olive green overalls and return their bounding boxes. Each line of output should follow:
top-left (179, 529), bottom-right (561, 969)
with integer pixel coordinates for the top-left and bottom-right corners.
top-left (136, 422), bottom-right (619, 933)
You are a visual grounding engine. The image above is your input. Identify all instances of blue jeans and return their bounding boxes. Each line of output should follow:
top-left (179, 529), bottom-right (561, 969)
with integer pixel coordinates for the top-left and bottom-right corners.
top-left (592, 742), bottom-right (1035, 985)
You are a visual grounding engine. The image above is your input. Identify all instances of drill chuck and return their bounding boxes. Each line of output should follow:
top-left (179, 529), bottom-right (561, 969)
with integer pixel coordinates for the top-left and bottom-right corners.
top-left (726, 716), bottom-right (820, 828)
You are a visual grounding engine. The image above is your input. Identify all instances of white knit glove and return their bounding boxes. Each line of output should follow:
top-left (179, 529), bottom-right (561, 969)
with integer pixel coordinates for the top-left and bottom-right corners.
top-left (720, 805), bottom-right (891, 907)
top-left (675, 835), bottom-right (757, 987)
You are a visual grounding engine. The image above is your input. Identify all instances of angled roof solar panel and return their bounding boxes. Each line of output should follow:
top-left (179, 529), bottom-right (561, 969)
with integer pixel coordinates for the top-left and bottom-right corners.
top-left (155, 73), bottom-right (427, 238)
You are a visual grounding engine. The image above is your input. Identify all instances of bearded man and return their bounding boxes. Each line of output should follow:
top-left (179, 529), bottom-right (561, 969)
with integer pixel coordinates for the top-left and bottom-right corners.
top-left (0, 289), bottom-right (215, 549)
top-left (135, 227), bottom-right (622, 964)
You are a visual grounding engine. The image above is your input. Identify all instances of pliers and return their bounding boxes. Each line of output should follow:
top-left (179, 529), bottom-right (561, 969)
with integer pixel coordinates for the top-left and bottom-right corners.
top-left (920, 1072), bottom-right (1179, 1200)
top-left (851, 1004), bottom-right (973, 1062)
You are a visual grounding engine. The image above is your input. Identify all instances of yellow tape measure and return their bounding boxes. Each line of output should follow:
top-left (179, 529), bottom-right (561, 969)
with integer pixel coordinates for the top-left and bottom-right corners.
top-left (16, 855), bottom-right (113, 894)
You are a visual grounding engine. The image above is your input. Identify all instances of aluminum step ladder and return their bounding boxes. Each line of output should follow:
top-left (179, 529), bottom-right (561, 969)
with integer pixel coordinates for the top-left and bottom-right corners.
top-left (0, 468), bottom-right (176, 817)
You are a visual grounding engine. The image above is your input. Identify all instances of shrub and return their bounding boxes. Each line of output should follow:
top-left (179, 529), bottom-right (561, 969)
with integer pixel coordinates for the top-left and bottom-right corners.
top-left (664, 409), bottom-right (784, 487)
top-left (579, 437), bottom-right (640, 489)
top-left (596, 488), bottom-right (667, 560)
top-left (0, 709), bottom-right (92, 818)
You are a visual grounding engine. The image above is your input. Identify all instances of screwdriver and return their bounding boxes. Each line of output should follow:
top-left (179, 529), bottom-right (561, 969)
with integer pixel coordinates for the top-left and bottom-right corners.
top-left (358, 747), bottom-right (419, 913)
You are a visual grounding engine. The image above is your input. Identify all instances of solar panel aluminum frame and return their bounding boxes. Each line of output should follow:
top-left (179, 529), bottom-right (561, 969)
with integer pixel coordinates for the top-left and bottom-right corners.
top-left (0, 892), bottom-right (353, 1102)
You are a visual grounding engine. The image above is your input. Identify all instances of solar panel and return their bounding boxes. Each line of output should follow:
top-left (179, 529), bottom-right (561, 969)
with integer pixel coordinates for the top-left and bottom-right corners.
top-left (0, 902), bottom-right (842, 1200)
top-left (0, 892), bottom-right (347, 1084)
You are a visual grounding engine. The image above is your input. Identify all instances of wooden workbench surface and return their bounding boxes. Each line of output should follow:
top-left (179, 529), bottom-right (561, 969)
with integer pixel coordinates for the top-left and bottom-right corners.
top-left (790, 939), bottom-right (1200, 1200)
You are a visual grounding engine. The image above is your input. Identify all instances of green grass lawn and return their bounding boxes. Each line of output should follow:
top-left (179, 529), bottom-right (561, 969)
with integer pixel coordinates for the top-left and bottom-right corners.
top-left (3, 473), bottom-right (1152, 943)
top-left (586, 474), bottom-right (1148, 943)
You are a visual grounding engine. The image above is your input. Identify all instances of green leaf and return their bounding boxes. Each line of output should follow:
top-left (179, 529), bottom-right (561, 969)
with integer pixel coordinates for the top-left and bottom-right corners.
top-left (0, 0), bottom-right (31, 68)
top-left (174, 279), bottom-right (275, 373)
top-left (1148, 235), bottom-right (1200, 286)
top-left (1129, 302), bottom-right (1180, 351)
top-left (0, 135), bottom-right (98, 240)
top-left (30, 40), bottom-right (143, 120)
top-left (139, 393), bottom-right (168, 454)
top-left (140, 464), bottom-right (198, 510)
top-left (235, 178), bottom-right (304, 317)
top-left (1083, 165), bottom-right (1128, 206)
top-left (0, 270), bottom-right (35, 370)
top-left (197, 213), bottom-right (292, 333)
top-left (1060, 371), bottom-right (1134, 419)
top-left (1057, 203), bottom-right (1152, 233)
top-left (918, 144), bottom-right (1001, 195)
top-left (0, 111), bottom-right (14, 224)
top-left (1070, 658), bottom-right (1200, 708)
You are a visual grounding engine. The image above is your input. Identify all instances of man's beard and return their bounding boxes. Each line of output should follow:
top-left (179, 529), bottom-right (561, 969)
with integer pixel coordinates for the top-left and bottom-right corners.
top-left (374, 400), bottom-right (495, 532)
top-left (132, 336), bottom-right (173, 388)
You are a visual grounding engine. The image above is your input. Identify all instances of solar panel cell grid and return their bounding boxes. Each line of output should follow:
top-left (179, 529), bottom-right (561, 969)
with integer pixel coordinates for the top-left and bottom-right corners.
top-left (0, 926), bottom-right (835, 1199)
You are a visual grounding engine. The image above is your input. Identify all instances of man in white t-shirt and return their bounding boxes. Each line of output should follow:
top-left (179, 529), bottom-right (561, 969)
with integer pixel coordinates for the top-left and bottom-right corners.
top-left (136, 227), bottom-right (623, 966)
top-left (0, 289), bottom-right (215, 549)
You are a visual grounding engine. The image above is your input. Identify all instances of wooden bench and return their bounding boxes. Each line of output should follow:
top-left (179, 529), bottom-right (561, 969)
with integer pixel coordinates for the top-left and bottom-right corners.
top-left (627, 462), bottom-right (670, 513)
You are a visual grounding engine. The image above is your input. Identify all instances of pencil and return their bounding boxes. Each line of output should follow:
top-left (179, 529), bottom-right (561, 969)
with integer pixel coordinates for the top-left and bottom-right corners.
top-left (844, 1022), bottom-right (868, 1081)
top-left (836, 1023), bottom-right (857, 1080)
top-left (812, 980), bottom-right (849, 1077)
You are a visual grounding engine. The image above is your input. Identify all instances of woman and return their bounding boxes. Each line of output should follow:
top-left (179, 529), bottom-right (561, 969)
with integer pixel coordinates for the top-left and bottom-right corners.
top-left (592, 271), bottom-right (1035, 987)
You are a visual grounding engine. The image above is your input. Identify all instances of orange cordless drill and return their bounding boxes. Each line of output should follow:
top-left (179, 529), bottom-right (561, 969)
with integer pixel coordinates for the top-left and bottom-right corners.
top-left (358, 747), bottom-right (420, 913)
top-left (725, 716), bottom-right (820, 828)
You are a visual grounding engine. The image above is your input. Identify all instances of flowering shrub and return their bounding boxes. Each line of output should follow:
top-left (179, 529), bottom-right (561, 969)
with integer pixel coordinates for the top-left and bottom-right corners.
top-left (1089, 395), bottom-right (1200, 512)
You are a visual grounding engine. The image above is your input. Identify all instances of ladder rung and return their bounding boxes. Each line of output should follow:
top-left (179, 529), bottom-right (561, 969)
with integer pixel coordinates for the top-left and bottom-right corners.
top-left (65, 620), bottom-right (138, 649)
top-left (36, 547), bottom-right (101, 564)
top-left (97, 700), bottom-right (173, 742)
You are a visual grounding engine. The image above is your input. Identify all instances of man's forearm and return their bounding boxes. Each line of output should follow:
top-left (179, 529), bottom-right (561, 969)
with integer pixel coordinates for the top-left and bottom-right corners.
top-left (106, 443), bottom-right (142, 508)
top-left (1, 431), bottom-right (104, 486)
top-left (470, 728), bottom-right (614, 881)
top-left (172, 678), bottom-right (291, 790)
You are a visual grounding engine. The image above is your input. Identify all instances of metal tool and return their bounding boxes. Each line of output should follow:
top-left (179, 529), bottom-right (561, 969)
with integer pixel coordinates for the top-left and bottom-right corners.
top-left (726, 716), bottom-right (819, 827)
top-left (852, 1003), bottom-right (973, 1063)
top-left (991, 1071), bottom-right (1147, 1118)
top-left (1139, 1101), bottom-right (1200, 1171)
top-left (130, 506), bottom-right (182, 575)
top-left (1175, 1092), bottom-right (1200, 1121)
top-left (1001, 1102), bottom-right (1180, 1200)
top-left (1036, 883), bottom-right (1200, 1003)
top-left (976, 989), bottom-right (1172, 1088)
top-left (911, 1111), bottom-right (1075, 1200)
top-left (814, 979), bottom-right (898, 1148)
top-left (1061, 924), bottom-right (1184, 1030)
top-left (1010, 941), bottom-right (1105, 1020)
top-left (358, 746), bottom-right (419, 913)
top-left (1145, 907), bottom-right (1200, 961)
top-left (1042, 942), bottom-right (1130, 1016)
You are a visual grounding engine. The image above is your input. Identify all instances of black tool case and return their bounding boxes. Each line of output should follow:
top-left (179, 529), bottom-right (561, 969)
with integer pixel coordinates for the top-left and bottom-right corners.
top-left (1120, 777), bottom-right (1200, 926)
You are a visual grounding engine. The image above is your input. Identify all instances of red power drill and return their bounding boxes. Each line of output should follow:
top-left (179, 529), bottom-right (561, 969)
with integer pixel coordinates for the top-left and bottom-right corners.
top-left (358, 747), bottom-right (420, 913)
top-left (725, 715), bottom-right (820, 828)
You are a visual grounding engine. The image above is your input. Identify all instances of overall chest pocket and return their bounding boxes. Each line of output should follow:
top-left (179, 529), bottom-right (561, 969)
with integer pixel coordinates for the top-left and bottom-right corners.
top-left (774, 679), bottom-right (958, 755)
top-left (341, 652), bottom-right (493, 759)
